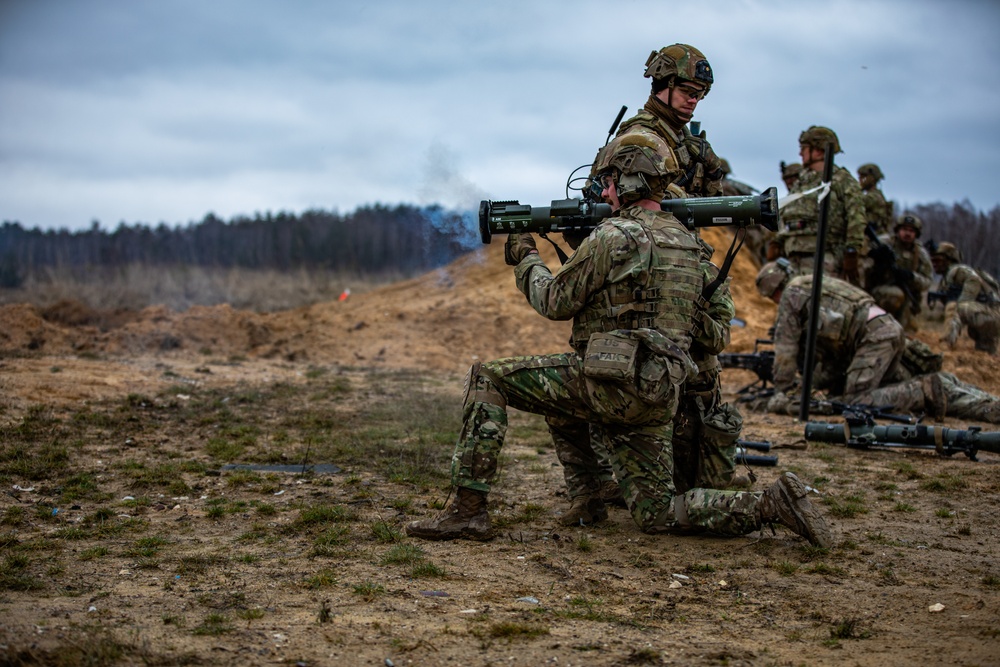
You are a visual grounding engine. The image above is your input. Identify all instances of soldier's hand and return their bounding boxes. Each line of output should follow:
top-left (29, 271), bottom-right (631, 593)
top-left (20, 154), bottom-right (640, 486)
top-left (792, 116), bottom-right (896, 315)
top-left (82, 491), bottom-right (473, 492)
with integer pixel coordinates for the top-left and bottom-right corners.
top-left (893, 267), bottom-right (915, 284)
top-left (504, 233), bottom-right (537, 266)
top-left (842, 247), bottom-right (860, 284)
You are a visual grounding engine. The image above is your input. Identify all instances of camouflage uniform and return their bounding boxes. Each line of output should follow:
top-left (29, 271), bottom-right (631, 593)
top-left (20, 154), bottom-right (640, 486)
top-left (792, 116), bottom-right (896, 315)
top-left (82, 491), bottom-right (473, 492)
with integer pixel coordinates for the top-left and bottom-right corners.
top-left (551, 45), bottom-right (741, 506)
top-left (757, 263), bottom-right (1000, 423)
top-left (769, 275), bottom-right (905, 398)
top-left (939, 262), bottom-right (1000, 354)
top-left (778, 166), bottom-right (867, 282)
top-left (451, 206), bottom-right (764, 535)
top-left (866, 228), bottom-right (933, 331)
top-left (858, 163), bottom-right (893, 236)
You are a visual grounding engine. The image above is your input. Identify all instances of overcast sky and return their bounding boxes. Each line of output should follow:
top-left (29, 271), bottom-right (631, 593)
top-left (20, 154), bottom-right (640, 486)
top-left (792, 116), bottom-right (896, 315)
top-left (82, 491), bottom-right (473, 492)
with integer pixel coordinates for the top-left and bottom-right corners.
top-left (2, 0), bottom-right (999, 231)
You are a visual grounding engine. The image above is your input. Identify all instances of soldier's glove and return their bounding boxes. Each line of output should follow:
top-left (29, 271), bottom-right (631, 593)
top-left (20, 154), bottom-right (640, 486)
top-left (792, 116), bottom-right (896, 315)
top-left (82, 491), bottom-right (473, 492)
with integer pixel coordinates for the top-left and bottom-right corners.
top-left (842, 247), bottom-right (860, 284)
top-left (869, 244), bottom-right (895, 266)
top-left (766, 240), bottom-right (784, 262)
top-left (504, 233), bottom-right (537, 266)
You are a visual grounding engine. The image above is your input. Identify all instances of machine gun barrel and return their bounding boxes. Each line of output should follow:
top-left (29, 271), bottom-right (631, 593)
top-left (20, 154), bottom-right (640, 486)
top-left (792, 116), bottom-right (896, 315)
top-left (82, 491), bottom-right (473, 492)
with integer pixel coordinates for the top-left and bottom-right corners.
top-left (804, 422), bottom-right (1000, 461)
top-left (479, 187), bottom-right (780, 244)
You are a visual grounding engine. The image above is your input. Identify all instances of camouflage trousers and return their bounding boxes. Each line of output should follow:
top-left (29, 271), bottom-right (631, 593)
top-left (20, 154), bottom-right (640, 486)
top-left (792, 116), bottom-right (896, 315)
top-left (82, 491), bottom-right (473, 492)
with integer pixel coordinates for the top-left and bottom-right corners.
top-left (850, 371), bottom-right (1000, 423)
top-left (840, 314), bottom-right (906, 396)
top-left (452, 354), bottom-right (762, 535)
top-left (957, 302), bottom-right (1000, 354)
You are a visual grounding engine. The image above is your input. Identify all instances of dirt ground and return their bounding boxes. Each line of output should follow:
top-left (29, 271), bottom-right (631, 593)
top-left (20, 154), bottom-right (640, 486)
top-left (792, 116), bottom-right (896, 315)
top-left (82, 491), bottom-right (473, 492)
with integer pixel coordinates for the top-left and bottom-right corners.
top-left (1, 229), bottom-right (998, 666)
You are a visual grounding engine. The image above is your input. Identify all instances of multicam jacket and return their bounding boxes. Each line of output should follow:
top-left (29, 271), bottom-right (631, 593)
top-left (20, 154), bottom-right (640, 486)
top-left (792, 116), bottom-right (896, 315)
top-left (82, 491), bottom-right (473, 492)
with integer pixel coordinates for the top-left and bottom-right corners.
top-left (940, 263), bottom-right (1000, 304)
top-left (779, 166), bottom-right (867, 260)
top-left (772, 275), bottom-right (875, 389)
top-left (614, 105), bottom-right (724, 198)
top-left (861, 186), bottom-right (893, 235)
top-left (513, 206), bottom-right (728, 356)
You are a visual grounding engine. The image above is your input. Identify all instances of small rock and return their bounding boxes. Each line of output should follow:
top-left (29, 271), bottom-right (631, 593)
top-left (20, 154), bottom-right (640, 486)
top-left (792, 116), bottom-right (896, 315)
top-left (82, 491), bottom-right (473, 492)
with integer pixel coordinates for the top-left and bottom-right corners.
top-left (928, 603), bottom-right (945, 613)
top-left (669, 580), bottom-right (683, 589)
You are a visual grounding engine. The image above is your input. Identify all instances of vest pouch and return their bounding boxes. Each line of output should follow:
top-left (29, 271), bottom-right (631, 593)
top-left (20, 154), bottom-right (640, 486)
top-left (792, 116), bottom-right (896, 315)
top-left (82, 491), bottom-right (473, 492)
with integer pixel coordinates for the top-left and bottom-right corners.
top-left (697, 400), bottom-right (743, 490)
top-left (816, 306), bottom-right (846, 343)
top-left (583, 332), bottom-right (639, 381)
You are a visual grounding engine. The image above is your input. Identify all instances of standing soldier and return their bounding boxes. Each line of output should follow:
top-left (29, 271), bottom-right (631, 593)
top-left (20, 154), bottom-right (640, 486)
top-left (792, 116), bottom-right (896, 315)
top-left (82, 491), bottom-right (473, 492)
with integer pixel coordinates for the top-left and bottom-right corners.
top-left (406, 140), bottom-right (831, 547)
top-left (858, 163), bottom-right (894, 235)
top-left (865, 213), bottom-right (933, 331)
top-left (931, 242), bottom-right (1000, 354)
top-left (771, 126), bottom-right (867, 286)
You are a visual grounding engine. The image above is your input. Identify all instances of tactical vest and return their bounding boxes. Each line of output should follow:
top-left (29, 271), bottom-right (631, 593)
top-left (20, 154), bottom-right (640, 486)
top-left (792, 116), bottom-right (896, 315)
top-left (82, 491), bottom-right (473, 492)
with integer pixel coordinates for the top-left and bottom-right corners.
top-left (571, 209), bottom-right (706, 352)
top-left (780, 166), bottom-right (853, 255)
top-left (945, 264), bottom-right (1000, 304)
top-left (615, 112), bottom-right (718, 197)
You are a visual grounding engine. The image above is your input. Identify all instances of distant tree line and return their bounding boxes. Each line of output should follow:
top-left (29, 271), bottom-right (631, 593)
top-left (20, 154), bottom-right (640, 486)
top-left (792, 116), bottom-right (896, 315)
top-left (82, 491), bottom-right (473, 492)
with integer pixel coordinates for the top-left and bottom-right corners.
top-left (906, 200), bottom-right (1000, 278)
top-left (0, 204), bottom-right (479, 288)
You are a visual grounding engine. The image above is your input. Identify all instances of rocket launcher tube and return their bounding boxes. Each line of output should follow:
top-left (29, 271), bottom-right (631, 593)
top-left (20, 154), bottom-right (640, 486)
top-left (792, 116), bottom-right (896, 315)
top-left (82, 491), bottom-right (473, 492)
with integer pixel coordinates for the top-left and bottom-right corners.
top-left (479, 187), bottom-right (780, 244)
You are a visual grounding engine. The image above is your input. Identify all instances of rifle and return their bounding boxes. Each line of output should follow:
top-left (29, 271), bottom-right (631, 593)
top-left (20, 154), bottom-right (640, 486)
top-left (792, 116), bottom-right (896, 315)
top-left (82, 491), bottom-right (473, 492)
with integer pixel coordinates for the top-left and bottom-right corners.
top-left (478, 188), bottom-right (780, 244)
top-left (719, 339), bottom-right (774, 399)
top-left (811, 401), bottom-right (916, 424)
top-left (864, 223), bottom-right (920, 314)
top-left (804, 414), bottom-right (1000, 461)
top-left (927, 286), bottom-right (993, 307)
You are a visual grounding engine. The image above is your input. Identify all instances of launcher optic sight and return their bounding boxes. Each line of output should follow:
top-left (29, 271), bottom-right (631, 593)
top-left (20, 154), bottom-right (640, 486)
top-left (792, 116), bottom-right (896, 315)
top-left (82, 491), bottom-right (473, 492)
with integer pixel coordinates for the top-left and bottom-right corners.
top-left (478, 187), bottom-right (779, 244)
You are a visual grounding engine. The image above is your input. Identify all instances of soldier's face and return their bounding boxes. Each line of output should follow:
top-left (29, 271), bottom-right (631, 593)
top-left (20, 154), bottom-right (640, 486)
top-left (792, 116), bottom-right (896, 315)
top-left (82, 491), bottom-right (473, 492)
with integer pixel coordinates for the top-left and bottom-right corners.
top-left (859, 174), bottom-right (874, 189)
top-left (931, 255), bottom-right (948, 275)
top-left (601, 174), bottom-right (622, 211)
top-left (799, 144), bottom-right (823, 170)
top-left (896, 225), bottom-right (917, 245)
top-left (661, 81), bottom-right (705, 117)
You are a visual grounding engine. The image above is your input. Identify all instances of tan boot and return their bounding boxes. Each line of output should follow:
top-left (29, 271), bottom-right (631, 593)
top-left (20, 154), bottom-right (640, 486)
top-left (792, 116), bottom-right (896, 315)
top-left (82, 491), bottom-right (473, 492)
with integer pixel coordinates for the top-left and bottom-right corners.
top-left (757, 473), bottom-right (832, 548)
top-left (597, 480), bottom-right (626, 508)
top-left (558, 495), bottom-right (608, 527)
top-left (405, 488), bottom-right (492, 541)
top-left (922, 373), bottom-right (948, 421)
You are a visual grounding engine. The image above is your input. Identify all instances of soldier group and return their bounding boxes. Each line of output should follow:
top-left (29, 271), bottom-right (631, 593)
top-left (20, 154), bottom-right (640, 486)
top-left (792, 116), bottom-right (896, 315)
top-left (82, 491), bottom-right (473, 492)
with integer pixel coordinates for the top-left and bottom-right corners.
top-left (404, 42), bottom-right (997, 549)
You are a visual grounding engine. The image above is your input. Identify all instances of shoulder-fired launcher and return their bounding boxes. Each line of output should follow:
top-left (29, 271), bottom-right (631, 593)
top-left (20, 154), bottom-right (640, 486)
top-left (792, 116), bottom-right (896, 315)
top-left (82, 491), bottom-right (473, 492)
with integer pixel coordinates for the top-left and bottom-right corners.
top-left (804, 421), bottom-right (1000, 461)
top-left (478, 187), bottom-right (780, 244)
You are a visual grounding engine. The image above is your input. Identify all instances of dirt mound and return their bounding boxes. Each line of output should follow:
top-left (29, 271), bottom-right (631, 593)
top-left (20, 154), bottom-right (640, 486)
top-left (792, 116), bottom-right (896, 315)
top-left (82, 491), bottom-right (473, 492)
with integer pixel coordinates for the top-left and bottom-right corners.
top-left (0, 229), bottom-right (773, 370)
top-left (1, 226), bottom-right (995, 390)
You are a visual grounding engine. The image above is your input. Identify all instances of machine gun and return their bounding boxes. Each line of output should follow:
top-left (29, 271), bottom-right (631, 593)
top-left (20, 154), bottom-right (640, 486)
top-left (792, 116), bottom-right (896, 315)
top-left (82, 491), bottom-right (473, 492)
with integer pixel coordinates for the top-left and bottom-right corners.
top-left (478, 187), bottom-right (780, 244)
top-left (927, 286), bottom-right (994, 307)
top-left (804, 413), bottom-right (1000, 461)
top-left (719, 339), bottom-right (774, 399)
top-left (864, 223), bottom-right (920, 314)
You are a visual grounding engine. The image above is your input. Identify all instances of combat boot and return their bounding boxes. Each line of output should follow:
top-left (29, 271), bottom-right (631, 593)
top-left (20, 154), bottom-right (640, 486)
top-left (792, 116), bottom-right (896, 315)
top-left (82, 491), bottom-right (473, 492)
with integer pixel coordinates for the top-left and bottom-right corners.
top-left (922, 373), bottom-right (948, 421)
top-left (558, 495), bottom-right (608, 527)
top-left (757, 472), bottom-right (832, 548)
top-left (598, 480), bottom-right (626, 508)
top-left (405, 488), bottom-right (492, 541)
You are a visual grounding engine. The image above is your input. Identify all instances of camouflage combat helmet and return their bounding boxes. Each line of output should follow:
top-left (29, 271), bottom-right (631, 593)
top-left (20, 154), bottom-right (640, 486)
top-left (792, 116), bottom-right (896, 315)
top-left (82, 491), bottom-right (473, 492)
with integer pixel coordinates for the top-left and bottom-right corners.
top-left (931, 241), bottom-right (961, 263)
top-left (895, 213), bottom-right (923, 237)
top-left (782, 162), bottom-right (803, 180)
top-left (798, 126), bottom-right (842, 154)
top-left (755, 259), bottom-right (794, 299)
top-left (592, 134), bottom-right (672, 205)
top-left (858, 163), bottom-right (884, 181)
top-left (644, 44), bottom-right (713, 94)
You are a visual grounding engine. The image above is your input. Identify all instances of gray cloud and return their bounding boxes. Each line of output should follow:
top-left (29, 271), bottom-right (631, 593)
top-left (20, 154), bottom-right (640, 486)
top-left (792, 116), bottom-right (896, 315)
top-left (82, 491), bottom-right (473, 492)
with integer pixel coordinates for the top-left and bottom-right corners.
top-left (1, 0), bottom-right (999, 229)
